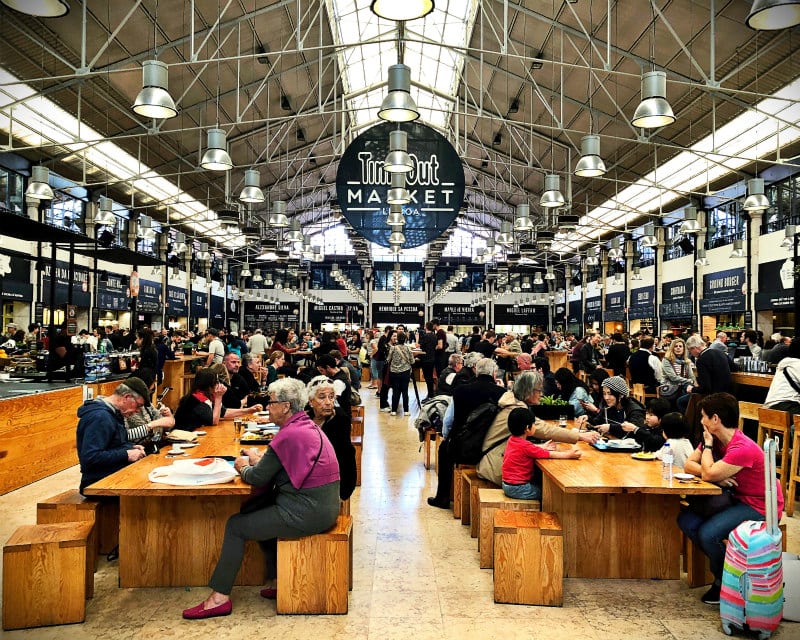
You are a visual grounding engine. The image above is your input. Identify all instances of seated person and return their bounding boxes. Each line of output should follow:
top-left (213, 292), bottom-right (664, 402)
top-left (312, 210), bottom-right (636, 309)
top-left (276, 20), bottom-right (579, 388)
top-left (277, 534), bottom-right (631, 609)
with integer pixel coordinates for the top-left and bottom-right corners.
top-left (174, 368), bottom-right (261, 430)
top-left (124, 368), bottom-right (175, 448)
top-left (265, 350), bottom-right (284, 386)
top-left (221, 352), bottom-right (251, 409)
top-left (654, 412), bottom-right (694, 468)
top-left (533, 356), bottom-right (559, 397)
top-left (579, 376), bottom-right (646, 438)
top-left (315, 354), bottom-right (352, 415)
top-left (76, 378), bottom-right (149, 494)
top-left (436, 353), bottom-right (464, 395)
top-left (553, 367), bottom-right (592, 416)
top-left (501, 408), bottom-right (581, 500)
top-left (620, 397), bottom-right (670, 452)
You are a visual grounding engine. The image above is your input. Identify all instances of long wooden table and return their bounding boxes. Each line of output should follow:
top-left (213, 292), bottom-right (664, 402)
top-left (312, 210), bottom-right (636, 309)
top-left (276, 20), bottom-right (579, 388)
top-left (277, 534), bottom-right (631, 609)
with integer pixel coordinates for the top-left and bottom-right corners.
top-left (731, 371), bottom-right (773, 389)
top-left (84, 422), bottom-right (265, 588)
top-left (536, 436), bottom-right (720, 580)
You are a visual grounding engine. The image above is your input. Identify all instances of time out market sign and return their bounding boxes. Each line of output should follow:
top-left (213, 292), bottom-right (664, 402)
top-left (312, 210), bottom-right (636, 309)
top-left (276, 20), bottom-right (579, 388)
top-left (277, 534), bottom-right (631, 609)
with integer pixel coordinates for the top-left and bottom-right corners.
top-left (336, 121), bottom-right (465, 248)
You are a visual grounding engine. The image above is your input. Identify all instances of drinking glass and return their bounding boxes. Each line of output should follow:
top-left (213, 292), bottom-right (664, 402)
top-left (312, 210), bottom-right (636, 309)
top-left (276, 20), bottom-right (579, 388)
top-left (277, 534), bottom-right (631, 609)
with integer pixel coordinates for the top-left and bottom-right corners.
top-left (558, 414), bottom-right (568, 428)
top-left (233, 418), bottom-right (243, 441)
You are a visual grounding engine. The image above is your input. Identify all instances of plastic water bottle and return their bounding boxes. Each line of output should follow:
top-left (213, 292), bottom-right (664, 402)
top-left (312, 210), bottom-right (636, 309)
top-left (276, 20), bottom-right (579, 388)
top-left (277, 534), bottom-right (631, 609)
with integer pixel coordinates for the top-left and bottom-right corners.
top-left (661, 443), bottom-right (673, 480)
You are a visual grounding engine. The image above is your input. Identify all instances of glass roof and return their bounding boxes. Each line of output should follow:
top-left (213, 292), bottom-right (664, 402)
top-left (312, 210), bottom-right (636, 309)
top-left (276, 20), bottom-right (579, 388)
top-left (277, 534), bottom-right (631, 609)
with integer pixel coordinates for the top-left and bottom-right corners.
top-left (325, 0), bottom-right (479, 131)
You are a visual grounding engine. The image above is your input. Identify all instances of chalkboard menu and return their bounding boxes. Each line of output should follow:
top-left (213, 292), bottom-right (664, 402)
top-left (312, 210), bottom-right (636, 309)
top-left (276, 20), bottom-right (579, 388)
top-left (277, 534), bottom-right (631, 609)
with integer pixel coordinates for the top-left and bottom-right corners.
top-left (585, 296), bottom-right (601, 323)
top-left (567, 299), bottom-right (582, 326)
top-left (604, 291), bottom-right (625, 322)
top-left (699, 267), bottom-right (746, 314)
top-left (137, 279), bottom-right (162, 314)
top-left (755, 258), bottom-right (794, 310)
top-left (243, 301), bottom-right (299, 330)
top-left (96, 272), bottom-right (128, 311)
top-left (431, 304), bottom-right (485, 326)
top-left (660, 278), bottom-right (693, 319)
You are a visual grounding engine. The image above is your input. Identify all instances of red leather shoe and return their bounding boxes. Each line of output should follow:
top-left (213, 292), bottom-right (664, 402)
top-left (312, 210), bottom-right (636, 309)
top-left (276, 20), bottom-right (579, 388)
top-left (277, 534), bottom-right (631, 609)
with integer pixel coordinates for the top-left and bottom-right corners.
top-left (182, 599), bottom-right (232, 619)
top-left (260, 587), bottom-right (277, 599)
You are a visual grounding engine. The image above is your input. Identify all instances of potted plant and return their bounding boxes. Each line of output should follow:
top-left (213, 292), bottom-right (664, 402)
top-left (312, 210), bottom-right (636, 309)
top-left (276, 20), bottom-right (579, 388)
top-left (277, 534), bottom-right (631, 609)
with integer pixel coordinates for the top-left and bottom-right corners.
top-left (531, 396), bottom-right (575, 420)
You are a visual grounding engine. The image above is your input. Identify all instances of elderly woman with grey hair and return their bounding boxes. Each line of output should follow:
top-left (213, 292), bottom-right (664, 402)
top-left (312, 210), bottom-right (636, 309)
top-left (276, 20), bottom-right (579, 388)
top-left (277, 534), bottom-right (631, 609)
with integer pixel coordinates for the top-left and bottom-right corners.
top-left (182, 377), bottom-right (340, 620)
top-left (476, 371), bottom-right (602, 486)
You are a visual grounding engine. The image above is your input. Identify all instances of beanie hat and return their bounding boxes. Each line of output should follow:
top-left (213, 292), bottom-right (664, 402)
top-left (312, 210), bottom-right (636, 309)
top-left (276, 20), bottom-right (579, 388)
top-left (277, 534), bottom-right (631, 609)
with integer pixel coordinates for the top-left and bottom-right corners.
top-left (121, 376), bottom-right (151, 406)
top-left (601, 375), bottom-right (630, 398)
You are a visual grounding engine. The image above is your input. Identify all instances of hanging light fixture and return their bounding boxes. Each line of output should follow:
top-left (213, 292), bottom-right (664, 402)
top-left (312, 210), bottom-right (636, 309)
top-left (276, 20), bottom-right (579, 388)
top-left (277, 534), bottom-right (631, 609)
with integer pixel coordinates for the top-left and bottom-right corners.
top-left (252, 270), bottom-right (263, 283)
top-left (631, 266), bottom-right (643, 280)
top-left (172, 231), bottom-right (187, 254)
top-left (496, 221), bottom-right (514, 246)
top-left (240, 263), bottom-right (252, 278)
top-left (585, 250), bottom-right (599, 266)
top-left (729, 239), bottom-right (745, 258)
top-left (137, 214), bottom-right (156, 240)
top-left (679, 207), bottom-right (702, 234)
top-left (544, 266), bottom-right (556, 281)
top-left (746, 0), bottom-right (800, 29)
top-left (377, 64), bottom-right (420, 123)
top-left (608, 237), bottom-right (623, 259)
top-left (387, 172), bottom-right (411, 204)
top-left (695, 249), bottom-right (709, 266)
top-left (286, 217), bottom-right (303, 242)
top-left (384, 130), bottom-right (413, 173)
top-left (132, 60), bottom-right (177, 119)
top-left (386, 203), bottom-right (406, 227)
top-left (263, 271), bottom-right (274, 286)
top-left (514, 203), bottom-right (533, 231)
top-left (539, 174), bottom-right (565, 208)
top-left (388, 229), bottom-right (406, 246)
top-left (743, 178), bottom-right (770, 211)
top-left (239, 168), bottom-right (265, 203)
top-left (533, 271), bottom-right (544, 285)
top-left (574, 135), bottom-right (607, 177)
top-left (268, 200), bottom-right (289, 228)
top-left (631, 71), bottom-right (675, 129)
top-left (94, 196), bottom-right (116, 225)
top-left (200, 128), bottom-right (233, 171)
top-left (196, 242), bottom-right (211, 262)
top-left (640, 222), bottom-right (658, 247)
top-left (25, 165), bottom-right (54, 200)
top-left (781, 224), bottom-right (796, 248)
top-left (1, 0), bottom-right (69, 17)
top-left (370, 0), bottom-right (433, 21)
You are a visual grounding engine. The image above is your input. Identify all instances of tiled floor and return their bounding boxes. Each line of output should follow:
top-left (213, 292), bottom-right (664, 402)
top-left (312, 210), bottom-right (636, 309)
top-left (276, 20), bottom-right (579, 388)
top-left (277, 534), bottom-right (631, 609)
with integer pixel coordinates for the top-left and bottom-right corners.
top-left (1, 392), bottom-right (799, 639)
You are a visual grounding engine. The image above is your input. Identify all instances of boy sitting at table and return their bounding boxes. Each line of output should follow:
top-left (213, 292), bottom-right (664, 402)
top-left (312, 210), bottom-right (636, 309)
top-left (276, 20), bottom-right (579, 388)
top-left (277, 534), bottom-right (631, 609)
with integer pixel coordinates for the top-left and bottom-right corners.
top-left (619, 397), bottom-right (670, 452)
top-left (654, 412), bottom-right (694, 468)
top-left (501, 407), bottom-right (582, 500)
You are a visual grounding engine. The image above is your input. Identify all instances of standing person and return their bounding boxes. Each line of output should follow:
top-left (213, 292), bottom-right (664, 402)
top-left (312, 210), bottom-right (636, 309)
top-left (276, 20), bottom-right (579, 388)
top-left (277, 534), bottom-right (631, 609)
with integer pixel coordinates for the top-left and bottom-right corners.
top-left (182, 378), bottom-right (340, 619)
top-left (198, 328), bottom-right (225, 366)
top-left (676, 335), bottom-right (733, 414)
top-left (366, 329), bottom-right (380, 389)
top-left (677, 393), bottom-right (784, 605)
top-left (135, 327), bottom-right (158, 375)
top-left (605, 333), bottom-right (630, 377)
top-left (445, 326), bottom-right (459, 359)
top-left (386, 331), bottom-right (414, 416)
top-left (628, 336), bottom-right (662, 395)
top-left (467, 326), bottom-right (482, 353)
top-left (433, 320), bottom-right (448, 377)
top-left (501, 408), bottom-right (581, 500)
top-left (76, 379), bottom-right (150, 494)
top-left (418, 322), bottom-right (437, 398)
top-left (375, 327), bottom-right (394, 411)
top-left (246, 328), bottom-right (268, 358)
top-left (578, 333), bottom-right (601, 373)
top-left (270, 328), bottom-right (299, 376)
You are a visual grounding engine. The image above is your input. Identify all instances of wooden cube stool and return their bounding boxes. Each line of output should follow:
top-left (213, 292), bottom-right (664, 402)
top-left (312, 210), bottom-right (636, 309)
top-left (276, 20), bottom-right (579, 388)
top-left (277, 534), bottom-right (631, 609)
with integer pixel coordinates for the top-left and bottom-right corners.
top-left (452, 465), bottom-right (475, 519)
top-left (352, 436), bottom-right (363, 487)
top-left (493, 510), bottom-right (563, 606)
top-left (459, 468), bottom-right (482, 526)
top-left (467, 474), bottom-right (498, 538)
top-left (478, 488), bottom-right (541, 568)
top-left (422, 429), bottom-right (437, 470)
top-left (3, 522), bottom-right (94, 630)
top-left (36, 489), bottom-right (100, 575)
top-left (277, 515), bottom-right (353, 614)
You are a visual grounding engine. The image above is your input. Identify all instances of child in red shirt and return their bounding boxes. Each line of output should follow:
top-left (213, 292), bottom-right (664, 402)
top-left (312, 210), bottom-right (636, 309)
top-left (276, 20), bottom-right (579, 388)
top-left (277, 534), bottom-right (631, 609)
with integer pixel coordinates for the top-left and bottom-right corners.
top-left (501, 407), bottom-right (582, 500)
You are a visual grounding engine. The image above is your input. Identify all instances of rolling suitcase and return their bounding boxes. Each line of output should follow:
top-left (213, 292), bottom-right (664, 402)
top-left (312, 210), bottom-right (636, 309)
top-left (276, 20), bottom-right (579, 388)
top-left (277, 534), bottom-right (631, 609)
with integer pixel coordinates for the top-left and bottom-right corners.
top-left (720, 438), bottom-right (784, 639)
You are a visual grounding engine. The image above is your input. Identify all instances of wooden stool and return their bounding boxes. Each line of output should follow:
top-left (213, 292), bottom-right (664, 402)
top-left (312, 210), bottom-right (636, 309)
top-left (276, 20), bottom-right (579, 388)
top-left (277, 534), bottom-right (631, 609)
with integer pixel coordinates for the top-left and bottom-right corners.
top-left (277, 515), bottom-right (353, 614)
top-left (3, 522), bottom-right (94, 630)
top-left (352, 436), bottom-right (362, 487)
top-left (36, 489), bottom-right (99, 573)
top-left (478, 488), bottom-right (541, 568)
top-left (339, 498), bottom-right (350, 516)
top-left (467, 473), bottom-right (497, 538)
top-left (423, 429), bottom-right (437, 470)
top-left (758, 408), bottom-right (792, 498)
top-left (351, 405), bottom-right (365, 420)
top-left (351, 415), bottom-right (364, 439)
top-left (788, 420), bottom-right (800, 517)
top-left (738, 401), bottom-right (761, 432)
top-left (493, 510), bottom-right (563, 606)
top-left (460, 468), bottom-right (480, 526)
top-left (452, 465), bottom-right (475, 519)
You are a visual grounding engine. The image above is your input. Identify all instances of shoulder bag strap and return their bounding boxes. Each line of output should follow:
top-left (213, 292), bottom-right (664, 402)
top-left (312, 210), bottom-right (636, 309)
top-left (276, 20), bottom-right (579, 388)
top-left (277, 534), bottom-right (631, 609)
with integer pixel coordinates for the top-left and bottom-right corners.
top-left (783, 367), bottom-right (800, 394)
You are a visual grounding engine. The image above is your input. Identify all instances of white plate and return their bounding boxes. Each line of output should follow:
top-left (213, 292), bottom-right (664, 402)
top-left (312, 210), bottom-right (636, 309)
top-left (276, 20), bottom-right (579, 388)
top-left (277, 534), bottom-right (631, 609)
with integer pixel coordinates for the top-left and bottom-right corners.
top-left (674, 472), bottom-right (695, 481)
top-left (605, 439), bottom-right (639, 449)
top-left (177, 442), bottom-right (197, 448)
top-left (194, 430), bottom-right (207, 436)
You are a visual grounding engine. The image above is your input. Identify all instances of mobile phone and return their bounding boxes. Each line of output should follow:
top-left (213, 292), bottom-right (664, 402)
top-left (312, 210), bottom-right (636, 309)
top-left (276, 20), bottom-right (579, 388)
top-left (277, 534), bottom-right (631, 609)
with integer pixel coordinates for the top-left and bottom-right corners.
top-left (157, 386), bottom-right (172, 403)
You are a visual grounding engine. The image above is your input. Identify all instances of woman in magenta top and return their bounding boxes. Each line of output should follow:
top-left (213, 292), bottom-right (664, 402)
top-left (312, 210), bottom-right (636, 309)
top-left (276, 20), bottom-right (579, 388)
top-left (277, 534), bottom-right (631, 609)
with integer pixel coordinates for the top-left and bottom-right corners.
top-left (678, 392), bottom-right (784, 605)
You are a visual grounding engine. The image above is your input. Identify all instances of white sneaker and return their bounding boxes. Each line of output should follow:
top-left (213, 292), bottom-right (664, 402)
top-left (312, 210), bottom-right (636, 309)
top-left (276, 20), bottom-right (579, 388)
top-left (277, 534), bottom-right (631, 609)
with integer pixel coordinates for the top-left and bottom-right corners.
top-left (390, 411), bottom-right (397, 416)
top-left (380, 407), bottom-right (391, 413)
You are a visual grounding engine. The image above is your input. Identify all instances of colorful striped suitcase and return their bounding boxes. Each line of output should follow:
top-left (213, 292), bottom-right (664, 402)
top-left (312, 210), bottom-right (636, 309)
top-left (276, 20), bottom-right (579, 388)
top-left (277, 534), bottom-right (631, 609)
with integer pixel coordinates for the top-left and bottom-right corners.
top-left (720, 438), bottom-right (784, 639)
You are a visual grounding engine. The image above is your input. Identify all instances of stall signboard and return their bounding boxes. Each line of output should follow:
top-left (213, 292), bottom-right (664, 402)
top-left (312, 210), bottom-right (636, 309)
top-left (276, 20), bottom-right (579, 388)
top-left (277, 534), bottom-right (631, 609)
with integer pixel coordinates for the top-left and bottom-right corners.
top-left (0, 253), bottom-right (33, 300)
top-left (567, 299), bottom-right (583, 326)
top-left (660, 278), bottom-right (693, 318)
top-left (243, 301), bottom-right (298, 329)
top-left (336, 121), bottom-right (465, 249)
top-left (755, 258), bottom-right (795, 310)
top-left (493, 304), bottom-right (550, 328)
top-left (604, 291), bottom-right (625, 322)
top-left (96, 272), bottom-right (128, 311)
top-left (166, 286), bottom-right (188, 316)
top-left (209, 293), bottom-right (225, 325)
top-left (308, 302), bottom-right (364, 326)
top-left (137, 279), bottom-right (162, 314)
top-left (41, 260), bottom-right (90, 306)
top-left (699, 267), bottom-right (746, 314)
top-left (190, 290), bottom-right (208, 323)
top-left (371, 303), bottom-right (425, 325)
top-left (628, 285), bottom-right (655, 320)
top-left (584, 296), bottom-right (601, 323)
top-left (431, 304), bottom-right (485, 326)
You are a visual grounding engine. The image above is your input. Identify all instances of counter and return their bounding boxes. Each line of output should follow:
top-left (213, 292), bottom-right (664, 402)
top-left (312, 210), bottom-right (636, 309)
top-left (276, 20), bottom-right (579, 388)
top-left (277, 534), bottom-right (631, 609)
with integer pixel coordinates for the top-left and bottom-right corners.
top-left (161, 354), bottom-right (206, 411)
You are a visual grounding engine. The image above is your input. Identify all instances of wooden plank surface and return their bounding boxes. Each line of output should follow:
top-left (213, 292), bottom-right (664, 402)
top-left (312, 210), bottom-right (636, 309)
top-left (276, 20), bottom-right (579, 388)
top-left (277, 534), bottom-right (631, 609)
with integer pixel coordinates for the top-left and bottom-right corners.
top-left (731, 372), bottom-right (773, 388)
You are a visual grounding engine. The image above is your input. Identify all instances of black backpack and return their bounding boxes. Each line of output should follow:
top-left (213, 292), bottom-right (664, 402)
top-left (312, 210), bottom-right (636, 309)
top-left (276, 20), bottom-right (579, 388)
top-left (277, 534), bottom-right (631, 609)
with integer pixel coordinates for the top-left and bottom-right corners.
top-left (448, 401), bottom-right (502, 465)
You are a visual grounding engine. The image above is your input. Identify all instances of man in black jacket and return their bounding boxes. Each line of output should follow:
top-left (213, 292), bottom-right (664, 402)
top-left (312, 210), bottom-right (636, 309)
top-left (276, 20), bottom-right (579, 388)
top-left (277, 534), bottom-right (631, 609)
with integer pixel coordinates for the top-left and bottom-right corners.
top-left (427, 358), bottom-right (505, 508)
top-left (418, 321), bottom-right (437, 398)
top-left (579, 333), bottom-right (601, 372)
top-left (677, 335), bottom-right (732, 413)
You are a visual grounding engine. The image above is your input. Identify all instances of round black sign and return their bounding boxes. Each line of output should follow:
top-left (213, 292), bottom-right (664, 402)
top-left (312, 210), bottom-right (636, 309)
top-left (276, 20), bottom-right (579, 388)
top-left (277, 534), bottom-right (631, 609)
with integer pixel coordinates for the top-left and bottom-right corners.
top-left (335, 121), bottom-right (465, 249)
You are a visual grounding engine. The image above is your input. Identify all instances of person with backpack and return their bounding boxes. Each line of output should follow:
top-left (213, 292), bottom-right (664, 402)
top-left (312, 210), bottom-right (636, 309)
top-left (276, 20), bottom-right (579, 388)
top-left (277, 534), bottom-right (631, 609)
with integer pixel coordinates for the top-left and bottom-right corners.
top-left (427, 357), bottom-right (505, 509)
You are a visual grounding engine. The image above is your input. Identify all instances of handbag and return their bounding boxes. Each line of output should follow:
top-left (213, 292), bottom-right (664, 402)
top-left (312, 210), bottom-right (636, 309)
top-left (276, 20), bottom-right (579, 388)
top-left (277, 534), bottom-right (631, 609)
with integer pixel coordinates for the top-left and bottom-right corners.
top-left (350, 389), bottom-right (362, 406)
top-left (659, 381), bottom-right (682, 400)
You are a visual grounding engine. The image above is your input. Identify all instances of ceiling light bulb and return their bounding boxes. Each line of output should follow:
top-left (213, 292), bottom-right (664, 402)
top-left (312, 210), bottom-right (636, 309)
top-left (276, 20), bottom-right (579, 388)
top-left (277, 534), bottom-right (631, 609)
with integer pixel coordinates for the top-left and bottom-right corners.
top-left (631, 71), bottom-right (675, 129)
top-left (25, 165), bottom-right (54, 200)
top-left (200, 128), bottom-right (233, 171)
top-left (132, 60), bottom-right (177, 119)
top-left (239, 168), bottom-right (265, 203)
top-left (240, 264), bottom-right (252, 278)
top-left (496, 221), bottom-right (514, 246)
top-left (608, 238), bottom-right (623, 259)
top-left (377, 64), bottom-right (420, 123)
top-left (370, 0), bottom-right (433, 21)
top-left (746, 0), bottom-right (800, 30)
top-left (539, 174), bottom-right (565, 208)
top-left (1, 0), bottom-right (69, 17)
top-left (286, 217), bottom-right (303, 242)
top-left (574, 135), bottom-right (606, 177)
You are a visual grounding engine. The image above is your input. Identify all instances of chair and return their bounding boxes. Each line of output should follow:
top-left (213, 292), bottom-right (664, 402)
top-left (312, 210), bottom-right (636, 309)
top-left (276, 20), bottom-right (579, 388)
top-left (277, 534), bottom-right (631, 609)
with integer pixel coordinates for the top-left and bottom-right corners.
top-left (738, 401), bottom-right (761, 432)
top-left (787, 416), bottom-right (800, 516)
top-left (632, 383), bottom-right (657, 406)
top-left (757, 407), bottom-right (791, 498)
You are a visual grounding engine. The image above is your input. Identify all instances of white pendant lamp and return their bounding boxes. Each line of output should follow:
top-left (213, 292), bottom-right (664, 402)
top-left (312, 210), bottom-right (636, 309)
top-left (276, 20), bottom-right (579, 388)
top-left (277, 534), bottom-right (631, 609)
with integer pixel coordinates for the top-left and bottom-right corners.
top-left (631, 71), bottom-right (675, 129)
top-left (172, 231), bottom-right (188, 254)
top-left (539, 174), bottom-right (565, 208)
top-left (286, 217), bottom-right (303, 242)
top-left (240, 263), bottom-right (252, 278)
top-left (132, 60), bottom-right (177, 119)
top-left (378, 64), bottom-right (420, 123)
top-left (388, 230), bottom-right (406, 246)
top-left (370, 0), bottom-right (433, 21)
top-left (679, 207), bottom-right (702, 234)
top-left (746, 0), bottom-right (800, 29)
top-left (729, 239), bottom-right (745, 258)
top-left (386, 203), bottom-right (406, 227)
top-left (694, 249), bottom-right (709, 266)
top-left (94, 196), bottom-right (116, 225)
top-left (268, 200), bottom-right (289, 228)
top-left (239, 168), bottom-right (265, 203)
top-left (574, 135), bottom-right (606, 177)
top-left (640, 222), bottom-right (658, 247)
top-left (496, 221), bottom-right (514, 246)
top-left (25, 165), bottom-right (54, 200)
top-left (387, 172), bottom-right (411, 204)
top-left (383, 130), bottom-right (413, 173)
top-left (743, 178), bottom-right (770, 212)
top-left (200, 128), bottom-right (233, 171)
top-left (514, 203), bottom-right (533, 231)
top-left (1, 0), bottom-right (69, 17)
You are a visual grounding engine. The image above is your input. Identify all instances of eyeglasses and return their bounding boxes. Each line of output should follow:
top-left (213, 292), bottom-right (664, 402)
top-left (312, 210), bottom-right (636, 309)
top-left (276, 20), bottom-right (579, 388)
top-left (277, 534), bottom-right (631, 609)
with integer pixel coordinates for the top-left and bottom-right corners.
top-left (308, 377), bottom-right (334, 388)
top-left (265, 399), bottom-right (289, 405)
top-left (533, 387), bottom-right (544, 393)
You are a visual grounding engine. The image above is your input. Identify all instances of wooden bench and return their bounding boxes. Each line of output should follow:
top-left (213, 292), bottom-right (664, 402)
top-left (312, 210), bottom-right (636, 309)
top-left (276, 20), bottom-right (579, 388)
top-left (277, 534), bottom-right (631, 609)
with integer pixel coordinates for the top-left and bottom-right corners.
top-left (352, 436), bottom-right (363, 487)
top-left (493, 510), bottom-right (563, 606)
top-left (351, 415), bottom-right (364, 439)
top-left (452, 465), bottom-right (475, 520)
top-left (478, 488), bottom-right (541, 568)
top-left (464, 472), bottom-right (497, 537)
top-left (276, 515), bottom-right (353, 614)
top-left (3, 521), bottom-right (95, 630)
top-left (36, 489), bottom-right (118, 555)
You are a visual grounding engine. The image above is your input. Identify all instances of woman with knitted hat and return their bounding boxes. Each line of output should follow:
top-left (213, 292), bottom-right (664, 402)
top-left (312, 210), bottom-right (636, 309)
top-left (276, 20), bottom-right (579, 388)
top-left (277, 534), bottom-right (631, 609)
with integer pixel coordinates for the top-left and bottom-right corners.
top-left (579, 375), bottom-right (646, 438)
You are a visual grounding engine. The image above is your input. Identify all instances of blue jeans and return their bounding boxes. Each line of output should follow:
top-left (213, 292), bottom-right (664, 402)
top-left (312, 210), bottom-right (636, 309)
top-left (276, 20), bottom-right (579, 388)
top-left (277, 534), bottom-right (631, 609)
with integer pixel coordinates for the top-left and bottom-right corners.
top-left (502, 481), bottom-right (542, 501)
top-left (677, 502), bottom-right (764, 582)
